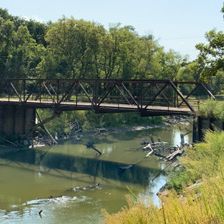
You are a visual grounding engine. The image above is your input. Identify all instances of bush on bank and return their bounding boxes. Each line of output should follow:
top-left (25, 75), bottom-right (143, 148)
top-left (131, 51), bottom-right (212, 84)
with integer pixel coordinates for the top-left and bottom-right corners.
top-left (199, 100), bottom-right (224, 121)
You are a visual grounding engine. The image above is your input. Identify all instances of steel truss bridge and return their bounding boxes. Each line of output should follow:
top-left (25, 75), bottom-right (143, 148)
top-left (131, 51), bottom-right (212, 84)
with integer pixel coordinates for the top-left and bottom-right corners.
top-left (0, 79), bottom-right (215, 116)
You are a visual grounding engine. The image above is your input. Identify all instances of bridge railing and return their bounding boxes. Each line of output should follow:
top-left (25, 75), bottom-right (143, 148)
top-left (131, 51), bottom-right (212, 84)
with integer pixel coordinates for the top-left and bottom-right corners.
top-left (0, 79), bottom-right (215, 113)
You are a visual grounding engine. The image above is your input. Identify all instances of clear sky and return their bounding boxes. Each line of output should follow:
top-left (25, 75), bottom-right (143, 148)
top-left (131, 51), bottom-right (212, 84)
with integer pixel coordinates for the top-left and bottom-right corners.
top-left (0, 0), bottom-right (223, 60)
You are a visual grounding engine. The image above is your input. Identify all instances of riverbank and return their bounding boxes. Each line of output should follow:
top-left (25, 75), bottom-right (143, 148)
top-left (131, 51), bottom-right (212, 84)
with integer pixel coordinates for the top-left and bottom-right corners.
top-left (104, 131), bottom-right (224, 224)
top-left (33, 115), bottom-right (191, 148)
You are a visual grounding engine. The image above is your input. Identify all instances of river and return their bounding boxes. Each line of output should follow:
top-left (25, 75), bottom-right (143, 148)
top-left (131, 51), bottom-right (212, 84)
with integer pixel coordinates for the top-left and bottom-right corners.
top-left (0, 122), bottom-right (191, 224)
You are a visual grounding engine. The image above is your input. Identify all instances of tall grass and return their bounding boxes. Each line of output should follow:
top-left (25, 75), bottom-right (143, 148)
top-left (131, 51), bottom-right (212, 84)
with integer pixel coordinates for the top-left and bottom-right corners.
top-left (168, 131), bottom-right (224, 191)
top-left (104, 132), bottom-right (224, 224)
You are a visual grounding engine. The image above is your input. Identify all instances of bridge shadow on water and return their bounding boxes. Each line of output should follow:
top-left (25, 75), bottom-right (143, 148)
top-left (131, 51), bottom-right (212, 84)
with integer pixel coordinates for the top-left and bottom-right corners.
top-left (0, 148), bottom-right (161, 186)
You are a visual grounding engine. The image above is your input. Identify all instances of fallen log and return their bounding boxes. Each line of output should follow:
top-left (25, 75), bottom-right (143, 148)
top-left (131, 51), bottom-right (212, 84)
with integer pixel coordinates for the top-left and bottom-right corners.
top-left (91, 146), bottom-right (102, 156)
top-left (85, 141), bottom-right (102, 155)
top-left (166, 147), bottom-right (184, 161)
top-left (145, 150), bottom-right (154, 157)
top-left (143, 143), bottom-right (153, 151)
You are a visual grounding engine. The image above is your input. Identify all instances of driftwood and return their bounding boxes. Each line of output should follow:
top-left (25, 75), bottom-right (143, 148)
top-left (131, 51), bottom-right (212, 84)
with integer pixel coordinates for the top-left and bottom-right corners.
top-left (142, 142), bottom-right (167, 151)
top-left (166, 148), bottom-right (184, 161)
top-left (85, 141), bottom-right (102, 155)
top-left (143, 143), bottom-right (153, 151)
top-left (145, 150), bottom-right (154, 157)
top-left (139, 136), bottom-right (186, 162)
top-left (91, 146), bottom-right (102, 155)
top-left (141, 138), bottom-right (185, 160)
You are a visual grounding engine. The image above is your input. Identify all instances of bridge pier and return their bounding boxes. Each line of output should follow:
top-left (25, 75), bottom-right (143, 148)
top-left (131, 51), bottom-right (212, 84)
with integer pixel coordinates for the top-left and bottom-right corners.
top-left (193, 117), bottom-right (203, 142)
top-left (193, 116), bottom-right (224, 142)
top-left (0, 105), bottom-right (35, 142)
top-left (192, 117), bottom-right (198, 143)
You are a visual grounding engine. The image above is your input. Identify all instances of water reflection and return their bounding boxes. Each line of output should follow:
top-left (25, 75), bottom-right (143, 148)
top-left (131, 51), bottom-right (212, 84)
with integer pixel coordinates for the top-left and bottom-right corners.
top-left (1, 150), bottom-right (159, 186)
top-left (172, 129), bottom-right (190, 146)
top-left (0, 125), bottom-right (192, 224)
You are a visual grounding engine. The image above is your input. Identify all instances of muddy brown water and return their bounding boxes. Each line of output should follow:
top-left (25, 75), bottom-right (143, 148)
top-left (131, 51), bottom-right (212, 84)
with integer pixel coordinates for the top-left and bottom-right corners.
top-left (0, 124), bottom-right (191, 224)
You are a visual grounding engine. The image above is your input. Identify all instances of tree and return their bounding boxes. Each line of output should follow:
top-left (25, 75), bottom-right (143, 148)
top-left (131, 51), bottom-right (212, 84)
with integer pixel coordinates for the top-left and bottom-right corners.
top-left (149, 49), bottom-right (183, 80)
top-left (101, 25), bottom-right (140, 79)
top-left (40, 18), bottom-right (106, 78)
top-left (196, 30), bottom-right (224, 81)
top-left (176, 61), bottom-right (201, 81)
top-left (4, 25), bottom-right (45, 78)
top-left (26, 20), bottom-right (48, 45)
top-left (0, 18), bottom-right (15, 77)
top-left (39, 18), bottom-right (180, 80)
top-left (0, 8), bottom-right (46, 79)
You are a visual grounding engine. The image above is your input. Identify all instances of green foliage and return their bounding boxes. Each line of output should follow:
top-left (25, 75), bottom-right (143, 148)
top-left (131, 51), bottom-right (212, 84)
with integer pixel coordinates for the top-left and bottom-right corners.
top-left (0, 8), bottom-right (185, 81)
top-left (0, 9), bottom-right (46, 78)
top-left (38, 109), bottom-right (162, 136)
top-left (196, 30), bottom-right (224, 81)
top-left (153, 49), bottom-right (183, 80)
top-left (167, 169), bottom-right (194, 192)
top-left (176, 61), bottom-right (200, 81)
top-left (40, 18), bottom-right (106, 78)
top-left (38, 19), bottom-right (183, 80)
top-left (26, 20), bottom-right (47, 45)
top-left (199, 100), bottom-right (224, 121)
top-left (168, 131), bottom-right (224, 191)
top-left (38, 109), bottom-right (87, 136)
top-left (6, 25), bottom-right (45, 78)
top-left (0, 9), bottom-right (184, 80)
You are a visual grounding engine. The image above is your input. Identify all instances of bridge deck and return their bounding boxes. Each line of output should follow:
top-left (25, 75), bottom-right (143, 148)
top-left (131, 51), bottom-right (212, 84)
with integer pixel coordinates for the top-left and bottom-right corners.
top-left (0, 98), bottom-right (193, 116)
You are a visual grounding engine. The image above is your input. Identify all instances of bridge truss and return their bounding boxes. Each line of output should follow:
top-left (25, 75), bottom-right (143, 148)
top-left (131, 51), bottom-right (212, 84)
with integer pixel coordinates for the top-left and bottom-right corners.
top-left (0, 79), bottom-right (215, 116)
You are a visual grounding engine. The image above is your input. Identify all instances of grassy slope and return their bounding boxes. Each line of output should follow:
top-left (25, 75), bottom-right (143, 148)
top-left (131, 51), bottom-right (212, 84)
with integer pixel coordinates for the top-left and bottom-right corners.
top-left (104, 131), bottom-right (224, 224)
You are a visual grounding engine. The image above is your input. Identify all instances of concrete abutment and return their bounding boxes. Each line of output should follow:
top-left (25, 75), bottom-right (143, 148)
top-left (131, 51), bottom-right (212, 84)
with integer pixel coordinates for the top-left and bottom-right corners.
top-left (0, 105), bottom-right (35, 140)
top-left (193, 116), bottom-right (224, 142)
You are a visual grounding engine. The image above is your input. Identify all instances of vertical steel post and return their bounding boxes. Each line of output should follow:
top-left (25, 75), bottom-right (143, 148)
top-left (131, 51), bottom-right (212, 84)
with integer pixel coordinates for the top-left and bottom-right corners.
top-left (57, 79), bottom-right (60, 103)
top-left (23, 79), bottom-right (26, 102)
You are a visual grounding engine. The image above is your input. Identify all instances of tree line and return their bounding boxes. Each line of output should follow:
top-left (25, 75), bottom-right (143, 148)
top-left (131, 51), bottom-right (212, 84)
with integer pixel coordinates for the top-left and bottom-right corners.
top-left (0, 8), bottom-right (223, 83)
top-left (0, 8), bottom-right (184, 80)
